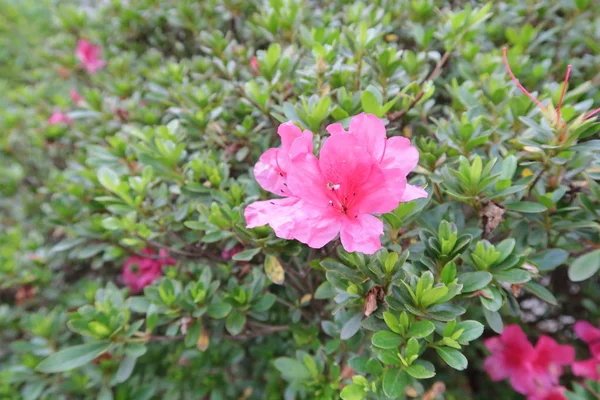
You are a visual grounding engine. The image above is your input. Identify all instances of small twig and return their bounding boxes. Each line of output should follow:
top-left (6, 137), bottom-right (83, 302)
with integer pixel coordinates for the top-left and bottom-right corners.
top-left (527, 166), bottom-right (547, 196)
top-left (235, 86), bottom-right (278, 128)
top-left (388, 50), bottom-right (452, 121)
top-left (145, 334), bottom-right (185, 342)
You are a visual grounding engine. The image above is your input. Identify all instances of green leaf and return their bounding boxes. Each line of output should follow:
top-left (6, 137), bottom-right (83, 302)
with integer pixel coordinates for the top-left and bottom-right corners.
top-left (480, 286), bottom-right (503, 312)
top-left (568, 250), bottom-right (600, 282)
top-left (361, 90), bottom-right (381, 116)
top-left (341, 313), bottom-right (363, 340)
top-left (405, 337), bottom-right (419, 359)
top-left (202, 231), bottom-right (233, 243)
top-left (21, 382), bottom-right (45, 400)
top-left (436, 347), bottom-right (468, 370)
top-left (251, 293), bottom-right (276, 312)
top-left (407, 320), bottom-right (435, 338)
top-left (383, 368), bottom-right (408, 398)
top-left (524, 281), bottom-right (557, 305)
top-left (98, 167), bottom-right (120, 192)
top-left (455, 321), bottom-right (484, 343)
top-left (372, 331), bottom-right (403, 349)
top-left (231, 248), bottom-right (261, 261)
top-left (420, 286), bottom-right (448, 308)
top-left (207, 303), bottom-right (232, 319)
top-left (314, 281), bottom-right (336, 299)
top-left (340, 385), bottom-right (366, 400)
top-left (406, 363), bottom-right (435, 379)
top-left (112, 355), bottom-right (137, 384)
top-left (427, 303), bottom-right (466, 321)
top-left (529, 249), bottom-right (569, 272)
top-left (264, 255), bottom-right (285, 285)
top-left (273, 357), bottom-right (312, 381)
top-left (483, 308), bottom-right (503, 334)
top-left (458, 271), bottom-right (492, 292)
top-left (98, 387), bottom-right (113, 400)
top-left (504, 202), bottom-right (548, 213)
top-left (184, 321), bottom-right (201, 347)
top-left (225, 310), bottom-right (246, 336)
top-left (493, 269), bottom-right (531, 284)
top-left (36, 342), bottom-right (111, 373)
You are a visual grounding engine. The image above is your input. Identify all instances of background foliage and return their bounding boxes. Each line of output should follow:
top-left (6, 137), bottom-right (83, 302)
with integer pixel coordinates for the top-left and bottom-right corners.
top-left (1, 0), bottom-right (600, 399)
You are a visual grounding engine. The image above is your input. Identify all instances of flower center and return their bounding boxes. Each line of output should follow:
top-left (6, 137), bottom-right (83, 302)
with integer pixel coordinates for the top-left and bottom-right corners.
top-left (326, 182), bottom-right (357, 217)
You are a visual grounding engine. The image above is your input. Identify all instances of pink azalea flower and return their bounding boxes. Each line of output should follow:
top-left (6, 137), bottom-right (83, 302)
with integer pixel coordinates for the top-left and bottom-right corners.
top-left (48, 111), bottom-right (73, 125)
top-left (574, 321), bottom-right (600, 357)
top-left (70, 89), bottom-right (83, 105)
top-left (122, 248), bottom-right (176, 293)
top-left (530, 336), bottom-right (575, 389)
top-left (527, 386), bottom-right (568, 400)
top-left (484, 325), bottom-right (538, 395)
top-left (572, 321), bottom-right (600, 381)
top-left (76, 39), bottom-right (106, 74)
top-left (244, 114), bottom-right (426, 254)
top-left (250, 56), bottom-right (260, 75)
top-left (484, 325), bottom-right (574, 396)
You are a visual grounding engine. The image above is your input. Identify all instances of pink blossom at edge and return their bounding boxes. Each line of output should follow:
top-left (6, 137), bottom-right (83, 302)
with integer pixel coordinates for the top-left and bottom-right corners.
top-left (48, 111), bottom-right (73, 125)
top-left (250, 56), bottom-right (260, 75)
top-left (76, 39), bottom-right (106, 74)
top-left (483, 325), bottom-right (574, 396)
top-left (122, 248), bottom-right (176, 293)
top-left (70, 89), bottom-right (83, 104)
top-left (572, 320), bottom-right (600, 381)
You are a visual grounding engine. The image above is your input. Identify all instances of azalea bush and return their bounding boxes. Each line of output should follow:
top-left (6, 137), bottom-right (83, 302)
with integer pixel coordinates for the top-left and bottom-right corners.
top-left (2, 0), bottom-right (600, 399)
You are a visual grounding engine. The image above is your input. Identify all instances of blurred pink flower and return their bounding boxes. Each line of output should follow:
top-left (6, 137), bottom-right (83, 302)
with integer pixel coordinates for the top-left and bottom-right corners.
top-left (244, 114), bottom-right (425, 254)
top-left (530, 336), bottom-right (575, 389)
top-left (484, 325), bottom-right (537, 394)
top-left (527, 386), bottom-right (568, 400)
top-left (221, 246), bottom-right (243, 260)
top-left (76, 39), bottom-right (106, 74)
top-left (250, 56), bottom-right (260, 75)
top-left (572, 321), bottom-right (600, 381)
top-left (48, 111), bottom-right (73, 125)
top-left (484, 325), bottom-right (574, 396)
top-left (122, 248), bottom-right (175, 293)
top-left (70, 89), bottom-right (83, 104)
top-left (574, 321), bottom-right (600, 357)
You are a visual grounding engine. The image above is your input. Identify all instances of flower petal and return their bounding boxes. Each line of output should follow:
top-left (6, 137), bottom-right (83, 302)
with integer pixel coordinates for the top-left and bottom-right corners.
top-left (401, 184), bottom-right (428, 202)
top-left (381, 136), bottom-right (419, 174)
top-left (348, 113), bottom-right (386, 161)
top-left (340, 214), bottom-right (384, 254)
top-left (352, 166), bottom-right (406, 215)
top-left (575, 321), bottom-right (600, 343)
top-left (483, 355), bottom-right (509, 381)
top-left (572, 359), bottom-right (600, 381)
top-left (291, 203), bottom-right (341, 248)
top-left (318, 133), bottom-right (373, 193)
top-left (244, 197), bottom-right (301, 239)
top-left (287, 153), bottom-right (331, 207)
top-left (326, 122), bottom-right (347, 135)
top-left (253, 148), bottom-right (290, 196)
top-left (509, 367), bottom-right (537, 395)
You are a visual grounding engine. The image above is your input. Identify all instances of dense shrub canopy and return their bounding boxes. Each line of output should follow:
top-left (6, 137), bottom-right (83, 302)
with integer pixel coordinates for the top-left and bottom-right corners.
top-left (1, 0), bottom-right (600, 399)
